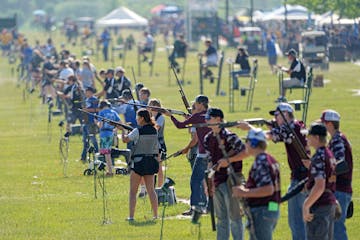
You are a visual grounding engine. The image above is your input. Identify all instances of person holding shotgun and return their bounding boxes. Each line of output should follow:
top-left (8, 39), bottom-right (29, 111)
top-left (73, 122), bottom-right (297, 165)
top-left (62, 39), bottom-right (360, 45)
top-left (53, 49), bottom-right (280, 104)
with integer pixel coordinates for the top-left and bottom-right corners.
top-left (96, 100), bottom-right (121, 176)
top-left (232, 128), bottom-right (281, 240)
top-left (267, 103), bottom-right (309, 240)
top-left (121, 108), bottom-right (159, 221)
top-left (303, 123), bottom-right (336, 240)
top-left (203, 108), bottom-right (247, 240)
top-left (163, 95), bottom-right (211, 216)
top-left (319, 110), bottom-right (353, 240)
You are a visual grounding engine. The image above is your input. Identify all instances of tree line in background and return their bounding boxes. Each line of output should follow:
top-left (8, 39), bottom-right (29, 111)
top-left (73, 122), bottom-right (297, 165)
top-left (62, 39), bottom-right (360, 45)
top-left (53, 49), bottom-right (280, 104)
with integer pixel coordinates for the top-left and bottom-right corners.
top-left (288, 0), bottom-right (360, 19)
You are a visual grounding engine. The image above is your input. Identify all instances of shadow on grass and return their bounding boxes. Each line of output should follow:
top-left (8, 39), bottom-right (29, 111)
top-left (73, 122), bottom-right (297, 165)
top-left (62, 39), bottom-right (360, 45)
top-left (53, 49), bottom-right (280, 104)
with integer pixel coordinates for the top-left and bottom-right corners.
top-left (128, 219), bottom-right (157, 227)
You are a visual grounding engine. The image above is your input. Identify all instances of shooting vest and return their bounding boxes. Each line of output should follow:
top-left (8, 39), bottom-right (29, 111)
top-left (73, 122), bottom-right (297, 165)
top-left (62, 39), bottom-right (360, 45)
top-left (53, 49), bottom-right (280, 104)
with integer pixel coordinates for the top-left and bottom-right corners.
top-left (131, 124), bottom-right (158, 162)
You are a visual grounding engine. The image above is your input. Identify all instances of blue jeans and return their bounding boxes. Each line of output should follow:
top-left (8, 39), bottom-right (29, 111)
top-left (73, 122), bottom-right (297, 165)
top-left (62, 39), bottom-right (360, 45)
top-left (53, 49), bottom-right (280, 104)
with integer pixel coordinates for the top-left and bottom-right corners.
top-left (214, 182), bottom-right (243, 240)
top-left (306, 204), bottom-right (335, 240)
top-left (81, 124), bottom-right (99, 160)
top-left (334, 191), bottom-right (352, 240)
top-left (251, 206), bottom-right (279, 240)
top-left (190, 156), bottom-right (207, 208)
top-left (288, 179), bottom-right (307, 240)
top-left (231, 69), bottom-right (250, 89)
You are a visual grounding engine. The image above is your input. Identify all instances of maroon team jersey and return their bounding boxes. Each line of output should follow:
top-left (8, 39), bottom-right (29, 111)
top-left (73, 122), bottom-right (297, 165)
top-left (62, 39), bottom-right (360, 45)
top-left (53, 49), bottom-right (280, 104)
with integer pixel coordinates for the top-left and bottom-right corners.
top-left (246, 153), bottom-right (281, 207)
top-left (328, 131), bottom-right (353, 193)
top-left (203, 128), bottom-right (245, 187)
top-left (270, 120), bottom-right (309, 180)
top-left (170, 111), bottom-right (211, 154)
top-left (306, 147), bottom-right (336, 207)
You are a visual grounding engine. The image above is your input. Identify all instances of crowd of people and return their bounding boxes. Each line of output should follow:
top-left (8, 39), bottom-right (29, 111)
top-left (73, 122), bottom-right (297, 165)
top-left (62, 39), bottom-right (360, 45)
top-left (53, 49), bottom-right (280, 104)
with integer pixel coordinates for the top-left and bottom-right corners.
top-left (0, 26), bottom-right (353, 240)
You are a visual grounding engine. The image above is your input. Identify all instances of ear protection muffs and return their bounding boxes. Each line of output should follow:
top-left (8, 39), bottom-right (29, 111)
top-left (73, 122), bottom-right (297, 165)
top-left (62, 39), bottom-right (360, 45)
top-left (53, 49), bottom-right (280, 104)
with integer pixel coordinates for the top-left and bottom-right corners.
top-left (249, 138), bottom-right (259, 148)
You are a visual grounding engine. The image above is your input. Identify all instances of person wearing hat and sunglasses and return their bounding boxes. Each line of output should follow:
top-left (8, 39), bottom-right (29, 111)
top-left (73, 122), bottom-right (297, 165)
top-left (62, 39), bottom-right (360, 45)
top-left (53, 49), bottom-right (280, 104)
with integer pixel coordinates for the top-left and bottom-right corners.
top-left (303, 122), bottom-right (336, 240)
top-left (203, 107), bottom-right (248, 240)
top-left (319, 110), bottom-right (353, 240)
top-left (232, 128), bottom-right (281, 240)
top-left (163, 95), bottom-right (211, 216)
top-left (277, 48), bottom-right (306, 102)
top-left (268, 102), bottom-right (309, 240)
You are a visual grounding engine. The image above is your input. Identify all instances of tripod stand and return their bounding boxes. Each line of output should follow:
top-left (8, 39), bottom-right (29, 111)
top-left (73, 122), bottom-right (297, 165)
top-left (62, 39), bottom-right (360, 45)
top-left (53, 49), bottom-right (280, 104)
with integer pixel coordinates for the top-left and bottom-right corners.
top-left (47, 99), bottom-right (54, 142)
top-left (58, 121), bottom-right (69, 177)
top-left (98, 170), bottom-right (112, 224)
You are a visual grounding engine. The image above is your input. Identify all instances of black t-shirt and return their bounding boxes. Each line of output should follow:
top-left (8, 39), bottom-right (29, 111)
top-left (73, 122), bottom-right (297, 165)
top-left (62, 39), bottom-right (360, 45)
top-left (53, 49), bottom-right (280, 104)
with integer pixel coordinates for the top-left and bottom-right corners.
top-left (235, 54), bottom-right (251, 70)
top-left (290, 58), bottom-right (306, 81)
top-left (64, 83), bottom-right (83, 110)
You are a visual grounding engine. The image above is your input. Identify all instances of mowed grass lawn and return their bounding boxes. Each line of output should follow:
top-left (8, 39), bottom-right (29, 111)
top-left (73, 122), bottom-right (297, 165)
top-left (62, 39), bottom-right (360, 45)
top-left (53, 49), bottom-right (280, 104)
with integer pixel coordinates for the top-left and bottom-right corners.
top-left (0, 29), bottom-right (359, 239)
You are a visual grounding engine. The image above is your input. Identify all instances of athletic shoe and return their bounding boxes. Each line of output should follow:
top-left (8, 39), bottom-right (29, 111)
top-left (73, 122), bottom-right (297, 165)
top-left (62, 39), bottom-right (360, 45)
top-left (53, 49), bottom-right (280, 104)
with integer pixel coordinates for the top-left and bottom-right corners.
top-left (181, 209), bottom-right (193, 216)
top-left (138, 191), bottom-right (147, 198)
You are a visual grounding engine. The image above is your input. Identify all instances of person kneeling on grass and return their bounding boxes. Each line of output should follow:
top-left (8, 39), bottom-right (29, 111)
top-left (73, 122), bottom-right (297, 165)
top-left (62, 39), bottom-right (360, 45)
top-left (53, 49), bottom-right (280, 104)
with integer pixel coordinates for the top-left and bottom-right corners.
top-left (121, 109), bottom-right (159, 221)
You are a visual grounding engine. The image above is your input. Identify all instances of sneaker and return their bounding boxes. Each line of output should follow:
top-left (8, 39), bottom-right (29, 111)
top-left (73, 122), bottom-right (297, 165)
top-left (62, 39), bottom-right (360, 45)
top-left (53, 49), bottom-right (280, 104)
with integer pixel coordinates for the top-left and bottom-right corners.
top-left (125, 217), bottom-right (134, 221)
top-left (210, 77), bottom-right (215, 83)
top-left (138, 191), bottom-right (147, 198)
top-left (143, 56), bottom-right (148, 62)
top-left (181, 209), bottom-right (193, 216)
top-left (148, 60), bottom-right (153, 66)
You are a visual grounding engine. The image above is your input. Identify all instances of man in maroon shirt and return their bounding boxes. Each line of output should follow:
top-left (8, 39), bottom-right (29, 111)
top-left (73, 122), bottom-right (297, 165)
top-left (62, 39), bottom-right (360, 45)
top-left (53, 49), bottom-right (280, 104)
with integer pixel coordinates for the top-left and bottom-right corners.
top-left (164, 95), bottom-right (211, 216)
top-left (268, 103), bottom-right (309, 240)
top-left (203, 108), bottom-right (247, 240)
top-left (320, 109), bottom-right (353, 240)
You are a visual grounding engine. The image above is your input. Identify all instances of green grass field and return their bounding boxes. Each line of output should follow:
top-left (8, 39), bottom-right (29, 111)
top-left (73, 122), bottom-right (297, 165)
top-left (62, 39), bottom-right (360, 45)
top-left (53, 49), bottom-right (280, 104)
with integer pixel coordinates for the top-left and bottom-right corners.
top-left (0, 29), bottom-right (359, 239)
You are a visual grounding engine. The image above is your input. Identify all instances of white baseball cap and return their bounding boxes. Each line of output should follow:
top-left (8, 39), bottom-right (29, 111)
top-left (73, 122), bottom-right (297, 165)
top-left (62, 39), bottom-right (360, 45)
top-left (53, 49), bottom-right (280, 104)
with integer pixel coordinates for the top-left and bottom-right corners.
top-left (320, 109), bottom-right (340, 122)
top-left (269, 103), bottom-right (294, 115)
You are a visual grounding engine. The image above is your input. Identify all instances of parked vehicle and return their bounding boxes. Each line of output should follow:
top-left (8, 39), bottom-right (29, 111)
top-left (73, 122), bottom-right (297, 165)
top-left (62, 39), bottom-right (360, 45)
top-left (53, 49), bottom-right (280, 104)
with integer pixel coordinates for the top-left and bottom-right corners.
top-left (299, 30), bottom-right (329, 70)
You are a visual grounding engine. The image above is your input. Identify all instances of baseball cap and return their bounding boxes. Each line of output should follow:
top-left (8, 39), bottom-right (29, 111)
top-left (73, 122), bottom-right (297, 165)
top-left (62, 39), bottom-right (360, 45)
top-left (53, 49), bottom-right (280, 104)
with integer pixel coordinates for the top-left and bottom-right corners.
top-left (308, 123), bottom-right (327, 137)
top-left (115, 66), bottom-right (125, 75)
top-left (285, 48), bottom-right (297, 57)
top-left (246, 128), bottom-right (267, 142)
top-left (205, 108), bottom-right (224, 120)
top-left (106, 69), bottom-right (114, 74)
top-left (320, 109), bottom-right (340, 122)
top-left (269, 103), bottom-right (294, 115)
top-left (195, 95), bottom-right (209, 105)
top-left (120, 89), bottom-right (132, 99)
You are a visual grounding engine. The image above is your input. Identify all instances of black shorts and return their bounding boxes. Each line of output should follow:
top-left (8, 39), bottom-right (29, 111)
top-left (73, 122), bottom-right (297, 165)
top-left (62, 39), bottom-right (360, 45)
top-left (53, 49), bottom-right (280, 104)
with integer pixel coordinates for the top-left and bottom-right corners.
top-left (132, 156), bottom-right (159, 176)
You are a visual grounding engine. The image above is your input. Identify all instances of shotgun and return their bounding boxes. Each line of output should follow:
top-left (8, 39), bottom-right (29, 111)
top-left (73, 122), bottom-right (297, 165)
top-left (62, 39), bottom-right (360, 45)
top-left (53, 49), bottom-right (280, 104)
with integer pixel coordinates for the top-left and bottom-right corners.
top-left (172, 66), bottom-right (191, 114)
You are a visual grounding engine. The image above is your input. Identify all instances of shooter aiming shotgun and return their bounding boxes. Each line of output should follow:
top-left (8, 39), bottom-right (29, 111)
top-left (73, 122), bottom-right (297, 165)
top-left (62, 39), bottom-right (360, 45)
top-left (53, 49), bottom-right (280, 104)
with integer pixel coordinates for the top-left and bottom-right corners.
top-left (117, 101), bottom-right (189, 117)
top-left (277, 108), bottom-right (310, 202)
top-left (78, 108), bottom-right (134, 131)
top-left (185, 118), bottom-right (274, 129)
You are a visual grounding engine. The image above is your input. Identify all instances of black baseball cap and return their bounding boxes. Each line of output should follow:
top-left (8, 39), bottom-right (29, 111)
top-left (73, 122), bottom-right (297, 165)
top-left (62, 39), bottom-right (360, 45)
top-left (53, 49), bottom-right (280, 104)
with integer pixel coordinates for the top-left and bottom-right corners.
top-left (120, 89), bottom-right (132, 99)
top-left (106, 69), bottom-right (114, 74)
top-left (308, 123), bottom-right (327, 137)
top-left (205, 108), bottom-right (224, 120)
top-left (195, 95), bottom-right (209, 105)
top-left (85, 87), bottom-right (96, 93)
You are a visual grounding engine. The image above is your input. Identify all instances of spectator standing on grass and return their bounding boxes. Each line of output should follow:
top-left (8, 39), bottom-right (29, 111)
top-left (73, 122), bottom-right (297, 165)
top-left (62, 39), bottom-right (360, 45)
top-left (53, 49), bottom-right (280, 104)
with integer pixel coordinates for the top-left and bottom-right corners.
top-left (266, 34), bottom-right (277, 74)
top-left (100, 28), bottom-right (111, 62)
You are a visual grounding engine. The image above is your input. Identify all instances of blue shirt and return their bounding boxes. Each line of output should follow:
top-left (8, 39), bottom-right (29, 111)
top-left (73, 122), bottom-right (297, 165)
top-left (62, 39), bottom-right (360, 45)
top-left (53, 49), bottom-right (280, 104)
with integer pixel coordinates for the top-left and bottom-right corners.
top-left (85, 96), bottom-right (98, 123)
top-left (98, 108), bottom-right (121, 138)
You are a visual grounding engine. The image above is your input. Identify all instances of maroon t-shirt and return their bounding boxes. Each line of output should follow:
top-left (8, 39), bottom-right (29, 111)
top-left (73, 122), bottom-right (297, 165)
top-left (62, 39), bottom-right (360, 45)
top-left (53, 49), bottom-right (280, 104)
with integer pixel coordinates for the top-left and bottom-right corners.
top-left (170, 111), bottom-right (211, 154)
top-left (328, 131), bottom-right (353, 193)
top-left (203, 128), bottom-right (245, 187)
top-left (270, 120), bottom-right (309, 180)
top-left (306, 147), bottom-right (336, 207)
top-left (246, 153), bottom-right (281, 207)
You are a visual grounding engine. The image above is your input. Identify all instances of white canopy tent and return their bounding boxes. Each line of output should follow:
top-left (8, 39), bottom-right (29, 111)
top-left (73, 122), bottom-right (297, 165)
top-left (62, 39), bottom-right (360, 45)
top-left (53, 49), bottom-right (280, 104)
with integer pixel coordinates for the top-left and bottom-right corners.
top-left (316, 12), bottom-right (359, 26)
top-left (256, 5), bottom-right (314, 22)
top-left (97, 7), bottom-right (148, 28)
